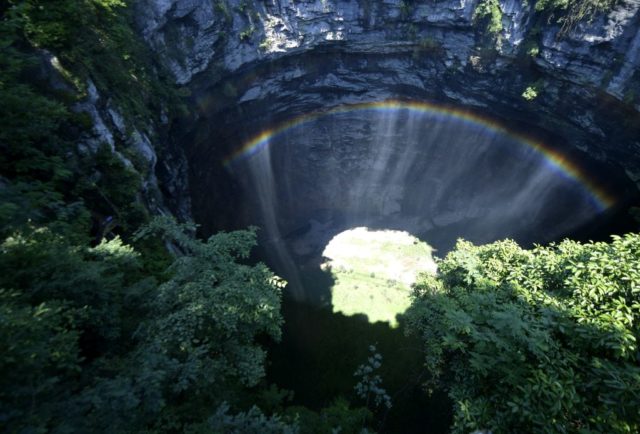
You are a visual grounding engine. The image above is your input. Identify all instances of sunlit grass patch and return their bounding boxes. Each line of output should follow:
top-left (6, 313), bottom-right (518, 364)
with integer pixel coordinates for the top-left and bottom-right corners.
top-left (321, 227), bottom-right (436, 325)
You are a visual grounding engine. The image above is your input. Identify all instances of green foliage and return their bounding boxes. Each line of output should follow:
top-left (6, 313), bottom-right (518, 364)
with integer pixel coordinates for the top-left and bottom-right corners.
top-left (284, 398), bottom-right (373, 434)
top-left (0, 227), bottom-right (152, 432)
top-left (133, 218), bottom-right (284, 390)
top-left (0, 9), bottom-right (80, 233)
top-left (9, 0), bottom-right (180, 123)
top-left (0, 218), bottom-right (285, 432)
top-left (522, 84), bottom-right (539, 100)
top-left (525, 41), bottom-right (540, 57)
top-left (237, 0), bottom-right (250, 14)
top-left (535, 0), bottom-right (618, 34)
top-left (268, 298), bottom-right (449, 433)
top-left (1, 4), bottom-right (294, 432)
top-left (20, 0), bottom-right (125, 49)
top-left (0, 0), bottom-right (186, 240)
top-left (185, 402), bottom-right (299, 433)
top-left (522, 79), bottom-right (545, 101)
top-left (0, 290), bottom-right (80, 430)
top-left (354, 345), bottom-right (392, 411)
top-left (406, 235), bottom-right (640, 433)
top-left (88, 144), bottom-right (147, 230)
top-left (474, 0), bottom-right (503, 35)
top-left (240, 25), bottom-right (256, 42)
top-left (215, 0), bottom-right (234, 27)
top-left (259, 38), bottom-right (271, 51)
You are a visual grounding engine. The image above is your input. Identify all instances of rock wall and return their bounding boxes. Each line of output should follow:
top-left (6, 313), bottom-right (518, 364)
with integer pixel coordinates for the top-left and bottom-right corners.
top-left (134, 0), bottom-right (640, 233)
top-left (63, 59), bottom-right (192, 223)
top-left (136, 0), bottom-right (640, 102)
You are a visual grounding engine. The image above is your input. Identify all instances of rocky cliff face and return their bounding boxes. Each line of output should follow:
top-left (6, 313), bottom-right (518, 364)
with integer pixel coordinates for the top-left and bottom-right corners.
top-left (133, 0), bottom-right (640, 235)
top-left (136, 0), bottom-right (639, 96)
top-left (71, 73), bottom-right (192, 223)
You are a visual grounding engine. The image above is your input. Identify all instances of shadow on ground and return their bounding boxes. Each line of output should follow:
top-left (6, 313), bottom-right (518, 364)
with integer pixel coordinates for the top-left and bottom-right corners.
top-left (266, 296), bottom-right (453, 433)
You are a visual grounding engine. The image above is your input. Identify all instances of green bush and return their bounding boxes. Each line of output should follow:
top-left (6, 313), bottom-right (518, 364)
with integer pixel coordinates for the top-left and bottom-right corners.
top-left (522, 84), bottom-right (539, 100)
top-left (0, 218), bottom-right (285, 432)
top-left (406, 235), bottom-right (640, 433)
top-left (1, 1), bottom-right (186, 238)
top-left (535, 0), bottom-right (617, 34)
top-left (239, 25), bottom-right (255, 42)
top-left (474, 0), bottom-right (503, 35)
top-left (284, 398), bottom-right (372, 434)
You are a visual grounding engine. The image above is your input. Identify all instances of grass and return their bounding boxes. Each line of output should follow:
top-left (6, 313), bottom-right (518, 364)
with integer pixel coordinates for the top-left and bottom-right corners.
top-left (322, 227), bottom-right (436, 325)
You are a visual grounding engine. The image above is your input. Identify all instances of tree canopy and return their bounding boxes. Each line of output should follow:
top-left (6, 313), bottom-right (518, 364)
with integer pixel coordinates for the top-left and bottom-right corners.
top-left (406, 235), bottom-right (640, 433)
top-left (0, 218), bottom-right (287, 432)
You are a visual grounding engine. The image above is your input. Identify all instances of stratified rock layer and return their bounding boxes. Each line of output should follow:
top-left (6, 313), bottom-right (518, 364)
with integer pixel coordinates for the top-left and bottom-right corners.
top-left (134, 0), bottom-right (640, 235)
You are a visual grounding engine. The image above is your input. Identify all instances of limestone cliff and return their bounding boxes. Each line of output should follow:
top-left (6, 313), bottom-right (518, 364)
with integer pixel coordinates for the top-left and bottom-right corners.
top-left (135, 0), bottom-right (639, 165)
top-left (133, 0), bottom-right (640, 234)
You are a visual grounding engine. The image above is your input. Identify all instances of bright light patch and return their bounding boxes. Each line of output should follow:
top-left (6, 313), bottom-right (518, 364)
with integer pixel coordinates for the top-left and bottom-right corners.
top-left (321, 227), bottom-right (436, 325)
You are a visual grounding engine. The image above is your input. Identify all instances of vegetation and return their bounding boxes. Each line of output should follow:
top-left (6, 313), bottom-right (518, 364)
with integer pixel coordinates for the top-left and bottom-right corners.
top-left (239, 25), bottom-right (256, 42)
top-left (354, 345), bottom-right (393, 411)
top-left (215, 0), bottom-right (233, 27)
top-left (525, 41), bottom-right (540, 57)
top-left (268, 299), bottom-right (452, 433)
top-left (473, 0), bottom-right (618, 46)
top-left (474, 0), bottom-right (503, 35)
top-left (406, 236), bottom-right (640, 433)
top-left (535, 0), bottom-right (618, 34)
top-left (2, 1), bottom-right (639, 433)
top-left (522, 78), bottom-right (545, 101)
top-left (1, 1), bottom-right (297, 431)
top-left (0, 1), bottom-right (390, 431)
top-left (522, 84), bottom-right (539, 100)
top-left (0, 218), bottom-right (289, 432)
top-left (1, 0), bottom-right (184, 239)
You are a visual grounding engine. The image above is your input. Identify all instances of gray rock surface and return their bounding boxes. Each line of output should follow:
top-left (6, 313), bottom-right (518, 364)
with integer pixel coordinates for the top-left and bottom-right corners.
top-left (136, 0), bottom-right (639, 100)
top-left (132, 0), bottom-right (640, 235)
top-left (72, 76), bottom-right (191, 221)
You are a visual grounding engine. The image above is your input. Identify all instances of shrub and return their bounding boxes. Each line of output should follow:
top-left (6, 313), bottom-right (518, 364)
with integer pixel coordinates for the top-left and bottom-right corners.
top-left (522, 85), bottom-right (539, 100)
top-left (0, 218), bottom-right (285, 432)
top-left (239, 25), bottom-right (255, 42)
top-left (535, 0), bottom-right (618, 35)
top-left (406, 235), bottom-right (640, 433)
top-left (474, 0), bottom-right (503, 35)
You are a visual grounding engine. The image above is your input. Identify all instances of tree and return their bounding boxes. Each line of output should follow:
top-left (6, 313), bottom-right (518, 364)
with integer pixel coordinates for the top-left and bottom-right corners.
top-left (0, 218), bottom-right (285, 432)
top-left (0, 227), bottom-right (150, 431)
top-left (406, 235), bottom-right (640, 433)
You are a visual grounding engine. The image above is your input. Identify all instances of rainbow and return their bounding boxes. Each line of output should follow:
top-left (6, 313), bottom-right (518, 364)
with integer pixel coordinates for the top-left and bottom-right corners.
top-left (223, 99), bottom-right (616, 211)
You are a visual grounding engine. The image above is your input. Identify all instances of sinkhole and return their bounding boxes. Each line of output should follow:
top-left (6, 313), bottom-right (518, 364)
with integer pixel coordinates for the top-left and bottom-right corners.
top-left (211, 100), bottom-right (632, 307)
